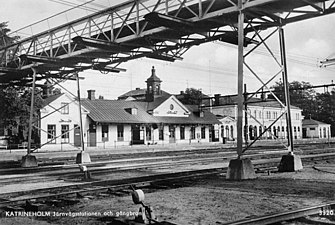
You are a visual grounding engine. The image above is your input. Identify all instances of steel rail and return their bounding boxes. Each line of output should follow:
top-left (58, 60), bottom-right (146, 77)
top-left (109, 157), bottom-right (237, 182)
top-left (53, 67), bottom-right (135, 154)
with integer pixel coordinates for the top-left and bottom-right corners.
top-left (220, 202), bottom-right (335, 225)
top-left (1, 151), bottom-right (335, 205)
top-left (0, 167), bottom-right (225, 208)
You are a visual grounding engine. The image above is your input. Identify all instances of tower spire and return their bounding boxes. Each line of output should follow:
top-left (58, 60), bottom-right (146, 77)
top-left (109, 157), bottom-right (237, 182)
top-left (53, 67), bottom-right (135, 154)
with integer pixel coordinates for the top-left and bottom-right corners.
top-left (146, 66), bottom-right (162, 101)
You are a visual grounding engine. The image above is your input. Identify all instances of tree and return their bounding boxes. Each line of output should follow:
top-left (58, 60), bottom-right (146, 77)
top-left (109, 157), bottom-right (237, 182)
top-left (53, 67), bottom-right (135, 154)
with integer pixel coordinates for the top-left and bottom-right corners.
top-left (271, 81), bottom-right (335, 137)
top-left (270, 80), bottom-right (317, 118)
top-left (314, 90), bottom-right (335, 136)
top-left (0, 86), bottom-right (44, 141)
top-left (0, 22), bottom-right (43, 143)
top-left (0, 21), bottom-right (19, 47)
top-left (179, 88), bottom-right (204, 105)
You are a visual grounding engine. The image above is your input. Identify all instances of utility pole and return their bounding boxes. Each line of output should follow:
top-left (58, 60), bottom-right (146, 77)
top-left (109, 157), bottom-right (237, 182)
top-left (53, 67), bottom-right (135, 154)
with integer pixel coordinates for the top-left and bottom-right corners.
top-left (244, 84), bottom-right (248, 146)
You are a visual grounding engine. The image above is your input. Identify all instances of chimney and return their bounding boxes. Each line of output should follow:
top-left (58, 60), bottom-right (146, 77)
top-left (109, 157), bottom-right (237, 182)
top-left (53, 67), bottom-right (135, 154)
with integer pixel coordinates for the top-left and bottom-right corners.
top-left (214, 94), bottom-right (221, 106)
top-left (42, 80), bottom-right (53, 98)
top-left (87, 90), bottom-right (95, 100)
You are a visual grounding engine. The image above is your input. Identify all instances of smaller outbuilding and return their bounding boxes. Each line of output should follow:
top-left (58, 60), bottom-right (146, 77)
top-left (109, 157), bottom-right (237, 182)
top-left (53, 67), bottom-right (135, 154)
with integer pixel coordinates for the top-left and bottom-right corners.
top-left (302, 118), bottom-right (331, 139)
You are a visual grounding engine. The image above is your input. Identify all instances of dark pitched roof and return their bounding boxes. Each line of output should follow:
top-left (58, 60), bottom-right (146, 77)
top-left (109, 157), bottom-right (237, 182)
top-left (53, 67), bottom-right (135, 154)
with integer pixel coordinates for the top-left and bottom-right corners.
top-left (146, 66), bottom-right (162, 83)
top-left (248, 100), bottom-right (300, 109)
top-left (81, 99), bottom-right (159, 124)
top-left (145, 94), bottom-right (171, 111)
top-left (81, 98), bottom-right (219, 125)
top-left (117, 88), bottom-right (171, 100)
top-left (302, 119), bottom-right (329, 126)
top-left (208, 95), bottom-right (300, 110)
top-left (42, 93), bottom-right (64, 107)
top-left (118, 88), bottom-right (147, 99)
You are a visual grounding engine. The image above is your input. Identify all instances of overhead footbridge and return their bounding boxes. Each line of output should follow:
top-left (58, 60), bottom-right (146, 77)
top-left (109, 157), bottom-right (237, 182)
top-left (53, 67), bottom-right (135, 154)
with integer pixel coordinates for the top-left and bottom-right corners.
top-left (0, 0), bottom-right (334, 85)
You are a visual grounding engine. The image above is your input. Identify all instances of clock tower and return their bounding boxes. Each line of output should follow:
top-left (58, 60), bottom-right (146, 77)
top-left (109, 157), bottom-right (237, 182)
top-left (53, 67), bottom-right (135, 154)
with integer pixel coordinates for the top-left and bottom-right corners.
top-left (146, 66), bottom-right (162, 102)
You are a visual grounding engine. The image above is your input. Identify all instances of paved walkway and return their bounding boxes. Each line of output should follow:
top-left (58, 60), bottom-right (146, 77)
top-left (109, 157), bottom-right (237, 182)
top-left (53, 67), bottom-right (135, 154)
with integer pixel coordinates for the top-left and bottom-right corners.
top-left (1, 138), bottom-right (332, 163)
top-left (0, 142), bottom-right (231, 162)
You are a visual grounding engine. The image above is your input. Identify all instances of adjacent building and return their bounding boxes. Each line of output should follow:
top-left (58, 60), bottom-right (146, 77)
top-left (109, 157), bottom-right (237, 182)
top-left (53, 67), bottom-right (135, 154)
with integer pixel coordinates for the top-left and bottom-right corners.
top-left (205, 94), bottom-right (304, 141)
top-left (302, 118), bottom-right (331, 139)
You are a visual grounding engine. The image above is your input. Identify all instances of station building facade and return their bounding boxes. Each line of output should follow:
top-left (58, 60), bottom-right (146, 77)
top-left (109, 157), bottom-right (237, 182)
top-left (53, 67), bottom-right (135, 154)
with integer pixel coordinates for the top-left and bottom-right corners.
top-left (39, 67), bottom-right (221, 150)
top-left (206, 95), bottom-right (304, 141)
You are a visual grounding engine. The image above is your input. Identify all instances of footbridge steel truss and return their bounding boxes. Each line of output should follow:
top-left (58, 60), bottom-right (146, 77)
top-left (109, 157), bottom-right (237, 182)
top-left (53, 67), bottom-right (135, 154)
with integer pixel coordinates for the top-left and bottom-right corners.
top-left (1, 0), bottom-right (335, 157)
top-left (1, 0), bottom-right (335, 85)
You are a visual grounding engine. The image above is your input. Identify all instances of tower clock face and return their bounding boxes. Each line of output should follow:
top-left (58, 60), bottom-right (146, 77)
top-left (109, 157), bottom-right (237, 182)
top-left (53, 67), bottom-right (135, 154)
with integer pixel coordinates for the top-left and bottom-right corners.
top-left (170, 104), bottom-right (174, 110)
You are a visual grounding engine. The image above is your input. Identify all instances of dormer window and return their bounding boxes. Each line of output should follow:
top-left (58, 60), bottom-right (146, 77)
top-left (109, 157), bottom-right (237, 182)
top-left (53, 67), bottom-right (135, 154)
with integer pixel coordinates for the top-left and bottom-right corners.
top-left (125, 107), bottom-right (138, 115)
top-left (61, 102), bottom-right (69, 114)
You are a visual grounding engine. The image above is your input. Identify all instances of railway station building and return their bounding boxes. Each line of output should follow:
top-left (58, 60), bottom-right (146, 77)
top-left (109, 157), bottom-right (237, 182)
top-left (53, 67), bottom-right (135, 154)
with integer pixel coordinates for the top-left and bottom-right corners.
top-left (39, 67), bottom-right (221, 150)
top-left (205, 95), bottom-right (304, 142)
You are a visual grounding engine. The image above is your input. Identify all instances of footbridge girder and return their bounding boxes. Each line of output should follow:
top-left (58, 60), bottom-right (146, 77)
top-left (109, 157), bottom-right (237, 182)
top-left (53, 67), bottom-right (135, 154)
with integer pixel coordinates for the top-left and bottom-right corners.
top-left (1, 0), bottom-right (335, 86)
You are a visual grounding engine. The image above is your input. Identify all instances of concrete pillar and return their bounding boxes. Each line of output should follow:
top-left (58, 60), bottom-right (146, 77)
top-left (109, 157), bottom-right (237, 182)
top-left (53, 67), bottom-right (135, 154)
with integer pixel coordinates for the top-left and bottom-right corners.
top-left (226, 158), bottom-right (257, 180)
top-left (226, 0), bottom-right (256, 180)
top-left (278, 152), bottom-right (303, 172)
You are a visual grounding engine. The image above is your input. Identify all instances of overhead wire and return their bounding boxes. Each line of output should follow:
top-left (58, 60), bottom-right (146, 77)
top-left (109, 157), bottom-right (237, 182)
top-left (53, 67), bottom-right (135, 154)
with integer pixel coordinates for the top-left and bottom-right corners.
top-left (47, 0), bottom-right (99, 12)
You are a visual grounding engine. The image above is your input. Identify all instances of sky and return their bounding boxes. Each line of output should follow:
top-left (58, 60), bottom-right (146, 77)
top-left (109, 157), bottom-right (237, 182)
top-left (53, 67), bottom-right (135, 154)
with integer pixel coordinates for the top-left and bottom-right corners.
top-left (1, 0), bottom-right (335, 99)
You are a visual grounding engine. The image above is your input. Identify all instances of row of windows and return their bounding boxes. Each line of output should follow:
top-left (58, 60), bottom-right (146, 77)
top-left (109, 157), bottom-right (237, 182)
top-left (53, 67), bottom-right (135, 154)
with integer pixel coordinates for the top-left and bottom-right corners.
top-left (47, 124), bottom-right (70, 143)
top-left (158, 126), bottom-right (206, 140)
top-left (47, 125), bottom-right (208, 143)
top-left (245, 125), bottom-right (301, 140)
top-left (250, 110), bottom-right (300, 120)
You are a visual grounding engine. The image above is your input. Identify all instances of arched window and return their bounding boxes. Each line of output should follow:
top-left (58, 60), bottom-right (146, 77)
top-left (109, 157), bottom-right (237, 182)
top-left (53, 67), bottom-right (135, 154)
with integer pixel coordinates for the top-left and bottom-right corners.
top-left (230, 125), bottom-right (234, 140)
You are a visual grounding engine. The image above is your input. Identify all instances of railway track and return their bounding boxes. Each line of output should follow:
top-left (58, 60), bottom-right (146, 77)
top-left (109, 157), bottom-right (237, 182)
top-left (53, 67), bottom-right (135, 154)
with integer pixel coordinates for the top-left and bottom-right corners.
top-left (1, 151), bottom-right (335, 209)
top-left (1, 149), bottom-right (334, 193)
top-left (1, 142), bottom-right (334, 169)
top-left (1, 144), bottom-right (335, 224)
top-left (220, 202), bottom-right (335, 225)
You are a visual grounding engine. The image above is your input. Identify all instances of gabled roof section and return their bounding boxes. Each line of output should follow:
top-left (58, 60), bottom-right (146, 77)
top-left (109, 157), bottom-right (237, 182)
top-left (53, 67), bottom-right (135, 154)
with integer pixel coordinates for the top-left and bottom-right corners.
top-left (81, 99), bottom-right (159, 124)
top-left (302, 119), bottom-right (329, 126)
top-left (118, 88), bottom-right (147, 100)
top-left (156, 104), bottom-right (219, 125)
top-left (42, 93), bottom-right (64, 107)
top-left (217, 115), bottom-right (236, 121)
top-left (117, 88), bottom-right (171, 100)
top-left (147, 95), bottom-right (188, 113)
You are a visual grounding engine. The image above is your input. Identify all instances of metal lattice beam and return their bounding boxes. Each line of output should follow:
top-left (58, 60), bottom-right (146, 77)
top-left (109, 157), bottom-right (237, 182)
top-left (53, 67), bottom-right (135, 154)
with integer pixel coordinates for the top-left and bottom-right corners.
top-left (0, 0), bottom-right (334, 85)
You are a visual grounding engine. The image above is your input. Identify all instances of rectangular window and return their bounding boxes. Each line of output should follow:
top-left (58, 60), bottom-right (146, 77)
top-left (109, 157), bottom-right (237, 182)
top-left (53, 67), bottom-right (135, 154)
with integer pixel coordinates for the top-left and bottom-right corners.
top-left (47, 124), bottom-right (56, 144)
top-left (117, 125), bottom-right (124, 141)
top-left (60, 103), bottom-right (69, 114)
top-left (159, 126), bottom-right (164, 140)
top-left (180, 126), bottom-right (185, 140)
top-left (190, 127), bottom-right (196, 139)
top-left (102, 124), bottom-right (109, 142)
top-left (201, 127), bottom-right (206, 139)
top-left (61, 125), bottom-right (69, 143)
